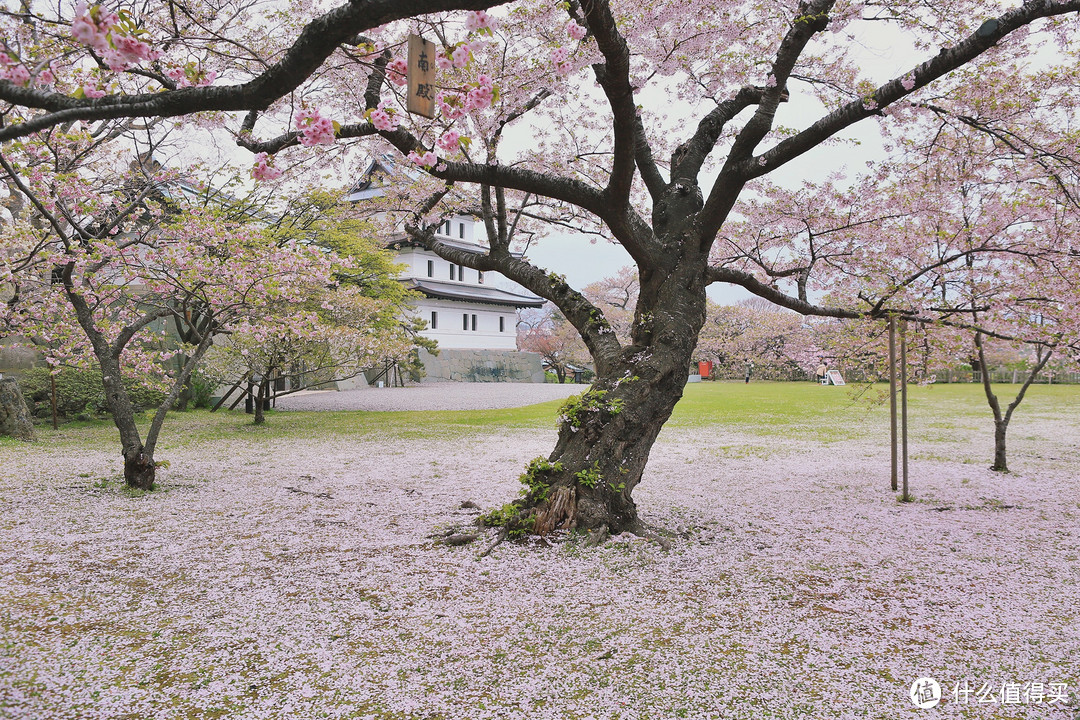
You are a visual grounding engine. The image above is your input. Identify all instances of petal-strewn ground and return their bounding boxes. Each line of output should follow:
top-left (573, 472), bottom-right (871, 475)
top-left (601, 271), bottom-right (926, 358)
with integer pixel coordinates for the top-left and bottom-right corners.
top-left (1, 382), bottom-right (1077, 719)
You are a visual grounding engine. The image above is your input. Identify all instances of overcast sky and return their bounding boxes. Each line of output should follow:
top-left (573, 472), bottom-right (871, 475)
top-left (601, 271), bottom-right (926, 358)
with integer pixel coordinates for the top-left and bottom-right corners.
top-left (512, 17), bottom-right (919, 305)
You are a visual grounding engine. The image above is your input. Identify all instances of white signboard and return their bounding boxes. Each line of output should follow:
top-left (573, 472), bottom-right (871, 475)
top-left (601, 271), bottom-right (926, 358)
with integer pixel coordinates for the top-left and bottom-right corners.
top-left (827, 370), bottom-right (846, 386)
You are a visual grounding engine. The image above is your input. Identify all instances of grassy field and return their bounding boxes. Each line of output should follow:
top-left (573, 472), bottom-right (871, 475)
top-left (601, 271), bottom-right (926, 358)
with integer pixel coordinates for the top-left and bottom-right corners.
top-left (2, 381), bottom-right (1079, 719)
top-left (9, 379), bottom-right (1079, 450)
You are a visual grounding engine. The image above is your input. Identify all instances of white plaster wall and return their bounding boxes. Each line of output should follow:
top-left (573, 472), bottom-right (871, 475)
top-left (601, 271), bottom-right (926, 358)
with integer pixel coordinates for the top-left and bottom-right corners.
top-left (400, 247), bottom-right (489, 286)
top-left (411, 298), bottom-right (518, 350)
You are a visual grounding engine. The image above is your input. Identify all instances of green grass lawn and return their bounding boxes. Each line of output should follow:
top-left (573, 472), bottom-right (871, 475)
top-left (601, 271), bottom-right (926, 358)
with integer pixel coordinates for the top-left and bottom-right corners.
top-left (9, 380), bottom-right (1078, 453)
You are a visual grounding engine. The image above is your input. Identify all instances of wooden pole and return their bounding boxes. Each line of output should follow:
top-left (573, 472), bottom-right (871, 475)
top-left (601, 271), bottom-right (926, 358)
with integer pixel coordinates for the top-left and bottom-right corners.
top-left (50, 372), bottom-right (59, 430)
top-left (900, 318), bottom-right (910, 501)
top-left (888, 316), bottom-right (897, 492)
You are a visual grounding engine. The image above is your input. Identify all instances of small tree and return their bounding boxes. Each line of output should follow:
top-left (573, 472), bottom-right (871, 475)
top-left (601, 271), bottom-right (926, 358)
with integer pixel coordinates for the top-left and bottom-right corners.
top-left (1, 131), bottom-right (338, 488)
top-left (517, 305), bottom-right (590, 383)
top-left (698, 299), bottom-right (815, 380)
top-left (207, 286), bottom-right (413, 424)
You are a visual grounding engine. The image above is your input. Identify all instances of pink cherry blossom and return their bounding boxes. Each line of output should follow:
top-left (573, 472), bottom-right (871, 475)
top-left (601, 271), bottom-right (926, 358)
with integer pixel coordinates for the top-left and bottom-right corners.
top-left (465, 10), bottom-right (496, 32)
top-left (451, 44), bottom-right (472, 68)
top-left (250, 152), bottom-right (282, 181)
top-left (437, 91), bottom-right (467, 121)
top-left (407, 150), bottom-right (437, 167)
top-left (550, 46), bottom-right (572, 75)
top-left (1, 64), bottom-right (30, 86)
top-left (567, 21), bottom-right (587, 41)
top-left (387, 57), bottom-right (408, 87)
top-left (436, 130), bottom-right (461, 152)
top-left (368, 105), bottom-right (396, 132)
top-left (296, 108), bottom-right (335, 146)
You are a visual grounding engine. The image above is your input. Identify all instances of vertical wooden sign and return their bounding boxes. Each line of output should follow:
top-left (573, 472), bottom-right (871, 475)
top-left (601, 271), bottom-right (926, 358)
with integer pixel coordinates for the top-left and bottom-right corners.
top-left (407, 34), bottom-right (436, 118)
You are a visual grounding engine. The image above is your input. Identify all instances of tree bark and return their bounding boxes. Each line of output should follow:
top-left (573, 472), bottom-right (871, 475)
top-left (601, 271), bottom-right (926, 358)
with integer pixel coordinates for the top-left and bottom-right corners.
top-left (254, 379), bottom-right (267, 425)
top-left (500, 253), bottom-right (708, 536)
top-left (123, 449), bottom-right (156, 491)
top-left (0, 378), bottom-right (35, 441)
top-left (991, 420), bottom-right (1009, 473)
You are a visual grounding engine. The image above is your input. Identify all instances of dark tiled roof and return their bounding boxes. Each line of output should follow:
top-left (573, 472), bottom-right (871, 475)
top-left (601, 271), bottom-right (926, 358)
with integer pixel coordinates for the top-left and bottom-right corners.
top-left (407, 279), bottom-right (544, 308)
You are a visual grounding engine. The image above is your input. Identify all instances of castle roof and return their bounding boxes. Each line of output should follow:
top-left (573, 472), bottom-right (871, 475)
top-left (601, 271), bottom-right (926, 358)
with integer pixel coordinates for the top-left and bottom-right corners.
top-left (405, 279), bottom-right (545, 308)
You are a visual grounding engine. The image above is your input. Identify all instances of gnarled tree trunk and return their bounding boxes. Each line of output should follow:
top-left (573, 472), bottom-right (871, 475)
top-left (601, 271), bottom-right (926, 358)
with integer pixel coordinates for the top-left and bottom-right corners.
top-left (0, 377), bottom-right (35, 441)
top-left (502, 249), bottom-right (708, 537)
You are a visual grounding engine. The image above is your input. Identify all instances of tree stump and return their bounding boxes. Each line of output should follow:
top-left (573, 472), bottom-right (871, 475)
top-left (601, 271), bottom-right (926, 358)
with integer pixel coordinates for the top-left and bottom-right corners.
top-left (0, 378), bottom-right (35, 441)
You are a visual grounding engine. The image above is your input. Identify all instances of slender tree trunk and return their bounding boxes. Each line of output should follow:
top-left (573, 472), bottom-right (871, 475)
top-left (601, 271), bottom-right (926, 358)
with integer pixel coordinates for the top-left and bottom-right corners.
top-left (974, 333), bottom-right (1053, 473)
top-left (99, 355), bottom-right (157, 489)
top-left (254, 380), bottom-right (266, 425)
top-left (991, 420), bottom-right (1009, 472)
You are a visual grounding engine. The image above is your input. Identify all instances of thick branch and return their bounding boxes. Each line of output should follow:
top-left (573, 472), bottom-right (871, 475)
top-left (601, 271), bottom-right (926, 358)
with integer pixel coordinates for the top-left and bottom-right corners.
top-left (744, 0), bottom-right (1080, 180)
top-left (707, 265), bottom-right (860, 319)
top-left (0, 0), bottom-right (512, 141)
top-left (580, 0), bottom-right (638, 210)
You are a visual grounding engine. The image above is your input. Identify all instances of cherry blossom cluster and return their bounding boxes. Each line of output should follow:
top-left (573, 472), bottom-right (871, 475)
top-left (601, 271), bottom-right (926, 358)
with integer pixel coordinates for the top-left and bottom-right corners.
top-left (464, 10), bottom-right (497, 33)
top-left (295, 108), bottom-right (336, 146)
top-left (366, 103), bottom-right (398, 132)
top-left (387, 57), bottom-right (409, 87)
top-left (0, 52), bottom-right (30, 86)
top-left (165, 64), bottom-right (217, 88)
top-left (436, 130), bottom-right (461, 152)
top-left (71, 2), bottom-right (159, 72)
top-left (250, 152), bottom-right (283, 181)
top-left (407, 150), bottom-right (437, 168)
top-left (549, 20), bottom-right (589, 75)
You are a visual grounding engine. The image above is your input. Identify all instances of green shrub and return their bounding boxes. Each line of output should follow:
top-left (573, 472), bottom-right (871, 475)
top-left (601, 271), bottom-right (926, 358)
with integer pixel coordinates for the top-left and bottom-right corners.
top-left (188, 369), bottom-right (215, 409)
top-left (17, 367), bottom-right (167, 420)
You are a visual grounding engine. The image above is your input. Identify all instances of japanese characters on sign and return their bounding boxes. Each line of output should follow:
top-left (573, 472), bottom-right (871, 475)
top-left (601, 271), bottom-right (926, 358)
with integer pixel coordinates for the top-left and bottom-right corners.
top-left (407, 34), bottom-right (436, 119)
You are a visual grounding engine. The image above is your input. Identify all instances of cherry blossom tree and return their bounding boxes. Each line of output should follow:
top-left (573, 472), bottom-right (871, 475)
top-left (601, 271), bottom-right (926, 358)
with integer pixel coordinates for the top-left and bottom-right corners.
top-left (697, 298), bottom-right (816, 380)
top-left (2, 0), bottom-right (1080, 535)
top-left (517, 304), bottom-right (590, 383)
top-left (0, 130), bottom-right (341, 489)
top-left (799, 118), bottom-right (1080, 472)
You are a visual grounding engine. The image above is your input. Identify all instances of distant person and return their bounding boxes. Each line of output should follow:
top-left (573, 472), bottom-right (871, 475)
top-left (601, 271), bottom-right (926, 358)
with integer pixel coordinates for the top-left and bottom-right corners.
top-left (744, 361), bottom-right (753, 384)
top-left (816, 362), bottom-right (827, 384)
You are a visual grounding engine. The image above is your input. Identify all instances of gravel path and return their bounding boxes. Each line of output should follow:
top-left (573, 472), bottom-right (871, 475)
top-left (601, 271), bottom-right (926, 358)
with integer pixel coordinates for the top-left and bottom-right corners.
top-left (273, 382), bottom-right (585, 412)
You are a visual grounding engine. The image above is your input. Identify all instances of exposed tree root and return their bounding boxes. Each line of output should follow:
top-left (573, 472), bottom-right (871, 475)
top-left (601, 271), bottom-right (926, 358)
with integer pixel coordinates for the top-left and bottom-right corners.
top-left (478, 527), bottom-right (508, 558)
top-left (624, 519), bottom-right (673, 550)
top-left (583, 523), bottom-right (609, 547)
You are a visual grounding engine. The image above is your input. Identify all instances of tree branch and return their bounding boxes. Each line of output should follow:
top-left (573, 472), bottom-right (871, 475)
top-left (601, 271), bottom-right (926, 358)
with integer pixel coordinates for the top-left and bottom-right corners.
top-left (0, 0), bottom-right (513, 142)
top-left (743, 0), bottom-right (1080, 181)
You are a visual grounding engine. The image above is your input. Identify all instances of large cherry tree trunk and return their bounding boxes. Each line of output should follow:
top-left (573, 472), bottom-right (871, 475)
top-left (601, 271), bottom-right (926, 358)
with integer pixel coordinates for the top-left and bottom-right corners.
top-left (504, 246), bottom-right (709, 537)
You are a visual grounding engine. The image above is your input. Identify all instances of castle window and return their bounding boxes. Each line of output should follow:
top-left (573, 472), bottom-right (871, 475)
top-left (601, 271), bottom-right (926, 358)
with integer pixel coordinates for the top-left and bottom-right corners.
top-left (430, 311), bottom-right (438, 329)
top-left (471, 314), bottom-right (477, 331)
top-left (463, 313), bottom-right (469, 330)
top-left (427, 259), bottom-right (434, 277)
top-left (499, 316), bottom-right (505, 333)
